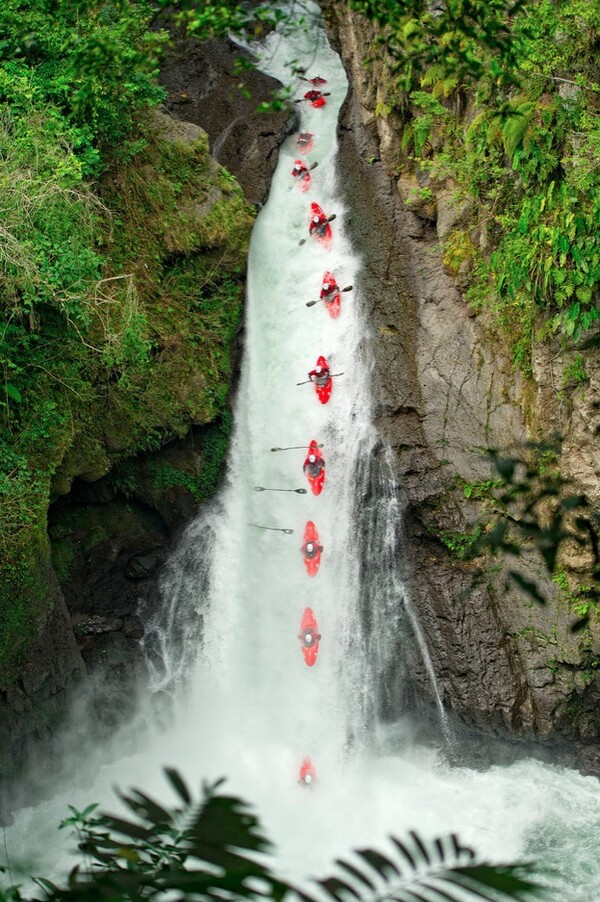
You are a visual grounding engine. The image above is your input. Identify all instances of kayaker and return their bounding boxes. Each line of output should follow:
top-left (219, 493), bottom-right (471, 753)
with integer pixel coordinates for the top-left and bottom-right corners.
top-left (304, 89), bottom-right (324, 104)
top-left (308, 363), bottom-right (330, 386)
top-left (292, 160), bottom-right (309, 180)
top-left (304, 454), bottom-right (322, 477)
top-left (309, 209), bottom-right (331, 238)
top-left (303, 452), bottom-right (325, 479)
top-left (297, 131), bottom-right (313, 149)
top-left (299, 756), bottom-right (317, 787)
top-left (299, 629), bottom-right (321, 648)
top-left (301, 540), bottom-right (323, 560)
top-left (320, 278), bottom-right (339, 302)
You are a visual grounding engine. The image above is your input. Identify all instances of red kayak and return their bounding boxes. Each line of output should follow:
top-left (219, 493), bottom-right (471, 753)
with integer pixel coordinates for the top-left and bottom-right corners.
top-left (304, 89), bottom-right (326, 108)
top-left (291, 159), bottom-right (311, 192)
top-left (303, 440), bottom-right (325, 495)
top-left (297, 132), bottom-right (314, 154)
top-left (301, 521), bottom-right (322, 577)
top-left (320, 272), bottom-right (341, 318)
top-left (298, 608), bottom-right (320, 666)
top-left (309, 202), bottom-right (332, 246)
top-left (299, 756), bottom-right (317, 786)
top-left (312, 354), bottom-right (332, 404)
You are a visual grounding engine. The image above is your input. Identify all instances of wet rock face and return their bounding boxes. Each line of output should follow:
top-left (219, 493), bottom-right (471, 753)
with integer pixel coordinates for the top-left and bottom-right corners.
top-left (325, 6), bottom-right (600, 773)
top-left (0, 563), bottom-right (85, 806)
top-left (160, 37), bottom-right (298, 205)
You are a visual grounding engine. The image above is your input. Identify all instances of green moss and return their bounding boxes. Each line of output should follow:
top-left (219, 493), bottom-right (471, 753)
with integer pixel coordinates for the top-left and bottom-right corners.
top-left (51, 539), bottom-right (76, 584)
top-left (1, 113), bottom-right (253, 687)
top-left (104, 412), bottom-right (233, 510)
top-left (438, 527), bottom-right (483, 560)
top-left (0, 526), bottom-right (54, 688)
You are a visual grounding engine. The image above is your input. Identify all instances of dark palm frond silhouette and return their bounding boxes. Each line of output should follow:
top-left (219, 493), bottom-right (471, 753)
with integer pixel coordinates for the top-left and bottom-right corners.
top-left (0, 771), bottom-right (548, 902)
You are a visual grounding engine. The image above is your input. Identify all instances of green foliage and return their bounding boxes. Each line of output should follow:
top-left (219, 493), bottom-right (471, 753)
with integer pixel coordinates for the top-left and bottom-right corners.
top-left (347, 0), bottom-right (527, 90)
top-left (0, 0), bottom-right (167, 164)
top-left (471, 439), bottom-right (600, 625)
top-left (561, 353), bottom-right (588, 388)
top-left (355, 0), bottom-right (600, 368)
top-left (553, 569), bottom-right (596, 622)
top-left (440, 527), bottom-right (483, 560)
top-left (463, 478), bottom-right (504, 501)
top-left (0, 0), bottom-right (253, 682)
top-left (0, 771), bottom-right (546, 901)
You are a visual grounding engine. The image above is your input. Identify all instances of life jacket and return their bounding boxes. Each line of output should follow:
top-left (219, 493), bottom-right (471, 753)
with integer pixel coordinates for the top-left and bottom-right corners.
top-left (305, 457), bottom-right (324, 477)
top-left (309, 215), bottom-right (329, 236)
top-left (320, 282), bottom-right (338, 299)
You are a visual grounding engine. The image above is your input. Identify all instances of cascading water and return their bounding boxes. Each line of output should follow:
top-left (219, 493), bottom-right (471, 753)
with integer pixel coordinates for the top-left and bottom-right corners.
top-left (3, 5), bottom-right (600, 899)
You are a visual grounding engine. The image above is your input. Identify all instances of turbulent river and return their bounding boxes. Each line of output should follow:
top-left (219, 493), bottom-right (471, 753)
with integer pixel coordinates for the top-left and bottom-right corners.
top-left (4, 4), bottom-right (600, 899)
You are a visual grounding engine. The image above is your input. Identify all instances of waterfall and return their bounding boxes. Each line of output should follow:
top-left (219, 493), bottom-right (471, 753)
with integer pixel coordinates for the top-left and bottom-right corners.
top-left (3, 5), bottom-right (600, 900)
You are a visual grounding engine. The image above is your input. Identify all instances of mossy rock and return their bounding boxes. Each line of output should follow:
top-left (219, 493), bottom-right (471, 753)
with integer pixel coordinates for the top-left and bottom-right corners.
top-left (3, 109), bottom-right (253, 688)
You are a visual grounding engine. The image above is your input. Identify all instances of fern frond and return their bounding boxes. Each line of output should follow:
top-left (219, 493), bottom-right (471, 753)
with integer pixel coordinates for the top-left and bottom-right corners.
top-left (315, 832), bottom-right (545, 902)
top-left (501, 101), bottom-right (536, 156)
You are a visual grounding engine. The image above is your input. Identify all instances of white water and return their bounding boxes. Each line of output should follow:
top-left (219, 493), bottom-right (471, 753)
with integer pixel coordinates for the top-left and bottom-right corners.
top-left (4, 6), bottom-right (600, 899)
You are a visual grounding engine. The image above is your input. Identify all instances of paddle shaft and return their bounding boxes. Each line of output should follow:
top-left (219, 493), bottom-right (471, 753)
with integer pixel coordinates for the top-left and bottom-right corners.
top-left (270, 444), bottom-right (323, 452)
top-left (254, 486), bottom-right (307, 494)
top-left (296, 372), bottom-right (344, 386)
top-left (306, 285), bottom-right (353, 307)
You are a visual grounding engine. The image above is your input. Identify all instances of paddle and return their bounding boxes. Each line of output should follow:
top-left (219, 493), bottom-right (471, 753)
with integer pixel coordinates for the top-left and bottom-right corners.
top-left (299, 214), bottom-right (336, 246)
top-left (296, 372), bottom-right (344, 386)
top-left (270, 443), bottom-right (323, 452)
top-left (254, 486), bottom-right (307, 494)
top-left (306, 285), bottom-right (353, 307)
top-left (295, 162), bottom-right (319, 175)
top-left (248, 523), bottom-right (294, 535)
top-left (294, 92), bottom-right (331, 103)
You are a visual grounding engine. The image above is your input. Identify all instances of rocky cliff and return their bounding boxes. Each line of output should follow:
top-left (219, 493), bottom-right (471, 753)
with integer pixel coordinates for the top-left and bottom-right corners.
top-left (323, 2), bottom-right (600, 773)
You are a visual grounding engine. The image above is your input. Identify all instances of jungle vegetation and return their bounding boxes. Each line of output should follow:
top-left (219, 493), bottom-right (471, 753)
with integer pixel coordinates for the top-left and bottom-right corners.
top-left (344, 0), bottom-right (600, 372)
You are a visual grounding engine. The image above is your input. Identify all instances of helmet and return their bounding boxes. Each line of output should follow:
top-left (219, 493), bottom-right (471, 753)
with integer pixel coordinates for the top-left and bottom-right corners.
top-left (309, 454), bottom-right (316, 463)
top-left (312, 215), bottom-right (320, 223)
top-left (316, 365), bottom-right (322, 373)
top-left (294, 163), bottom-right (302, 171)
top-left (323, 282), bottom-right (329, 291)
top-left (305, 633), bottom-right (313, 644)
top-left (305, 774), bottom-right (313, 784)
top-left (306, 543), bottom-right (314, 553)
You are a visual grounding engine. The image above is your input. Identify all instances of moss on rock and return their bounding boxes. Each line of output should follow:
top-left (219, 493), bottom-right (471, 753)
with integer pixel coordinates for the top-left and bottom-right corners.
top-left (0, 111), bottom-right (253, 686)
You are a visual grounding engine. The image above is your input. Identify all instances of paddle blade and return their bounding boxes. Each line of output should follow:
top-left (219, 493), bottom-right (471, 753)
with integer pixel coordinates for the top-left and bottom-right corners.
top-left (253, 486), bottom-right (266, 492)
top-left (342, 285), bottom-right (353, 292)
top-left (305, 299), bottom-right (319, 307)
top-left (295, 488), bottom-right (308, 494)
